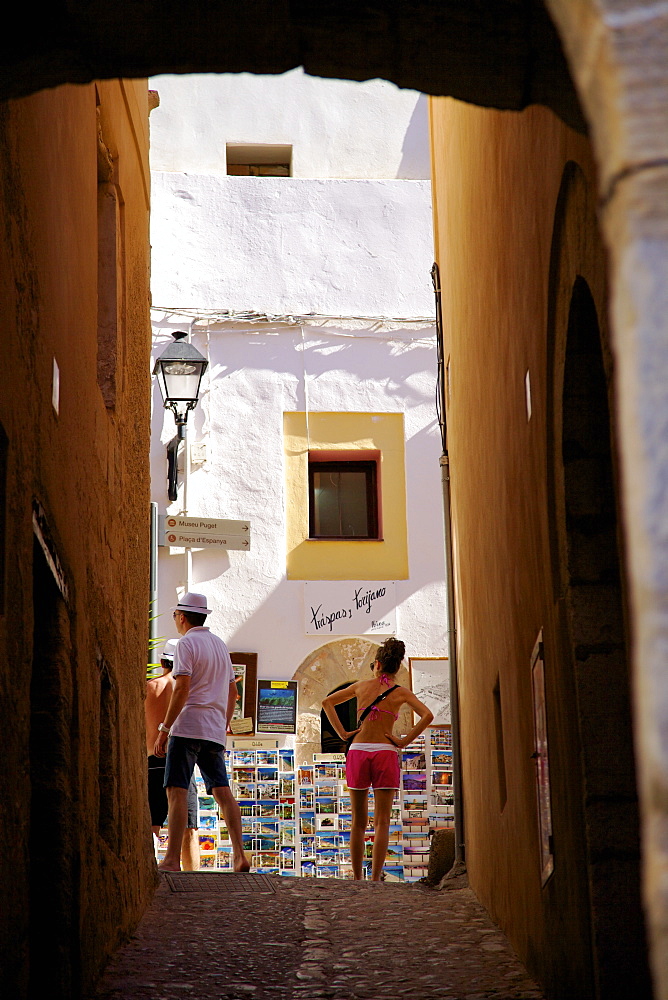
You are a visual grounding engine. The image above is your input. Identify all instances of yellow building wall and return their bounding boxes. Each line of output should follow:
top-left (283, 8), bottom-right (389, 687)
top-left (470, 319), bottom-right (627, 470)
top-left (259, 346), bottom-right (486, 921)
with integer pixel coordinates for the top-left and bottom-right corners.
top-left (284, 411), bottom-right (408, 580)
top-left (430, 96), bottom-right (605, 998)
top-left (0, 79), bottom-right (153, 998)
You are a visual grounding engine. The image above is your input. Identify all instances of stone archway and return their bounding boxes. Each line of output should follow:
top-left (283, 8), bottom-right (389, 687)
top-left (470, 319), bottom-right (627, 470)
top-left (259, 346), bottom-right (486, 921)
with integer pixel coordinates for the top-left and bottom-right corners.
top-left (291, 637), bottom-right (412, 766)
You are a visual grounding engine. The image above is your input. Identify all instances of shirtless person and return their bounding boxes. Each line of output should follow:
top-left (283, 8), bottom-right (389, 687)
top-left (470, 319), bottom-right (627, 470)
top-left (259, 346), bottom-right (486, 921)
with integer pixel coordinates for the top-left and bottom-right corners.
top-left (153, 592), bottom-right (250, 873)
top-left (322, 637), bottom-right (433, 880)
top-left (146, 639), bottom-right (200, 870)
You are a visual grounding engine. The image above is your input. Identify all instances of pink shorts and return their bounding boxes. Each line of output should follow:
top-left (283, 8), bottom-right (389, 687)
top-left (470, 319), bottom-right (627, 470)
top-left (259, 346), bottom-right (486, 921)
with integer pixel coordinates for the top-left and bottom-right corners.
top-left (346, 747), bottom-right (401, 790)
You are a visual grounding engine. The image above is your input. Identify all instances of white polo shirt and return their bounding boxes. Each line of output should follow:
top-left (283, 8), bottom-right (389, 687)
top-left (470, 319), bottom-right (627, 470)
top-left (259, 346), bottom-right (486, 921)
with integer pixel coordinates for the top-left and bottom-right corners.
top-left (171, 626), bottom-right (235, 744)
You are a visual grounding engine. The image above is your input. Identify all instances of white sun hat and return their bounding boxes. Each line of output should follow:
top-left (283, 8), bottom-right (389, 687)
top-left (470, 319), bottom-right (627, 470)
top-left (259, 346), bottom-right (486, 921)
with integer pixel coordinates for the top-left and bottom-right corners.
top-left (162, 638), bottom-right (178, 661)
top-left (171, 591), bottom-right (213, 615)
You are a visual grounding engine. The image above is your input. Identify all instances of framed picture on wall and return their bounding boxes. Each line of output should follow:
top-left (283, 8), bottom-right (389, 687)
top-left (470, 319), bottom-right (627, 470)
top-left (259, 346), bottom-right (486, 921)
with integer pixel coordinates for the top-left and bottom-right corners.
top-left (256, 679), bottom-right (298, 734)
top-left (230, 652), bottom-right (258, 730)
top-left (408, 657), bottom-right (450, 726)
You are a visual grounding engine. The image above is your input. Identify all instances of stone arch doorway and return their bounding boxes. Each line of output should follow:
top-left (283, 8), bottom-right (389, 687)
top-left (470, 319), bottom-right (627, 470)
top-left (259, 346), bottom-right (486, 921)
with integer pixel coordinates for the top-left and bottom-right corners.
top-left (558, 277), bottom-right (649, 998)
top-left (546, 160), bottom-right (651, 994)
top-left (291, 638), bottom-right (412, 766)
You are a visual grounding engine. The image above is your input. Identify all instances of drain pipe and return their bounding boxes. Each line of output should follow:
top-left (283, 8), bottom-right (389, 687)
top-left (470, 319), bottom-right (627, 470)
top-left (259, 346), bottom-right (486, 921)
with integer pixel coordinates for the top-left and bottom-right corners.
top-left (432, 262), bottom-right (466, 874)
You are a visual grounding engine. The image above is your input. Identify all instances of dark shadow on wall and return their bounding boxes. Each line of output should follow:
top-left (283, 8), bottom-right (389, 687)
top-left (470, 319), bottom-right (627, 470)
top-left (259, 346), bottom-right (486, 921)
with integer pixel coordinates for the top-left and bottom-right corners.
top-left (398, 94), bottom-right (430, 179)
top-left (30, 538), bottom-right (79, 999)
top-left (559, 277), bottom-right (650, 1000)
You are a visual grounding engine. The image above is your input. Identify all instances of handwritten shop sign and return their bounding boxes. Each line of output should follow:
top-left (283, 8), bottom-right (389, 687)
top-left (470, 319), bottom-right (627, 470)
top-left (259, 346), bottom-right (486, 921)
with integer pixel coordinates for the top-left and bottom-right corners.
top-left (304, 581), bottom-right (397, 635)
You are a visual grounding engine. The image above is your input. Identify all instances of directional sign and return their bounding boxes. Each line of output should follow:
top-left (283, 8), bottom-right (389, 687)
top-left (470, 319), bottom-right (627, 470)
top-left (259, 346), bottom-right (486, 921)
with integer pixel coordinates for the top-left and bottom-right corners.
top-left (165, 516), bottom-right (250, 534)
top-left (162, 515), bottom-right (251, 551)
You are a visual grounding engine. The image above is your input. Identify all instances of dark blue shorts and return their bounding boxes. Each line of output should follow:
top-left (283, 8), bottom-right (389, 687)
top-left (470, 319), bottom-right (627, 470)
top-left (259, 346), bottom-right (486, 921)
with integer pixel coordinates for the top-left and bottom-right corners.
top-left (164, 736), bottom-right (230, 794)
top-left (148, 756), bottom-right (198, 828)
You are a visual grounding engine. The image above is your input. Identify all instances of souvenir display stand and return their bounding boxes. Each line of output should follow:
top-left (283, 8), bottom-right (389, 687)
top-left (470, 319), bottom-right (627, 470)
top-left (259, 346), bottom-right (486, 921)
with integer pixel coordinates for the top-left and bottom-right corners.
top-left (155, 728), bottom-right (453, 879)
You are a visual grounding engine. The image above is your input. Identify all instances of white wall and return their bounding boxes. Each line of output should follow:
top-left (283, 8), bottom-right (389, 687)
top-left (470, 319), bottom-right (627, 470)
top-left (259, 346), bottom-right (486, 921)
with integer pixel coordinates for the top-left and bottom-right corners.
top-left (149, 71), bottom-right (446, 713)
top-left (151, 321), bottom-right (447, 680)
top-left (151, 174), bottom-right (434, 317)
top-left (149, 68), bottom-right (430, 179)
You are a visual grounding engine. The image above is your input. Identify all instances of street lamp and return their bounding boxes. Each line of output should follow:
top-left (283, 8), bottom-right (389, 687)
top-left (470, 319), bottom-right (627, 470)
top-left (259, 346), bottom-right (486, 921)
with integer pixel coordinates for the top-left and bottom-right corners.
top-left (153, 331), bottom-right (208, 501)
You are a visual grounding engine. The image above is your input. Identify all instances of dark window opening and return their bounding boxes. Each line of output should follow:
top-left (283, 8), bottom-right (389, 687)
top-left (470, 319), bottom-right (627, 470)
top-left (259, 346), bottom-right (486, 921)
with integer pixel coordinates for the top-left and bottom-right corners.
top-left (320, 683), bottom-right (357, 754)
top-left (226, 143), bottom-right (292, 176)
top-left (492, 675), bottom-right (507, 812)
top-left (309, 461), bottom-right (378, 539)
top-left (0, 422), bottom-right (7, 613)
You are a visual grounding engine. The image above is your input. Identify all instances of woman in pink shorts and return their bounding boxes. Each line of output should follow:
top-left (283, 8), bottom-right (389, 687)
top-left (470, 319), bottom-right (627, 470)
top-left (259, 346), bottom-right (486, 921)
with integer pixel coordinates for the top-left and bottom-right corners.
top-left (322, 637), bottom-right (433, 880)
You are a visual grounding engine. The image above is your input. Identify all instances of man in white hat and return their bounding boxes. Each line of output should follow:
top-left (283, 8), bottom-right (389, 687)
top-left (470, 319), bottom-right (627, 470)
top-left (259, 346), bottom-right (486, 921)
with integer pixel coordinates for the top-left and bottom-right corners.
top-left (153, 592), bottom-right (250, 872)
top-left (145, 639), bottom-right (200, 870)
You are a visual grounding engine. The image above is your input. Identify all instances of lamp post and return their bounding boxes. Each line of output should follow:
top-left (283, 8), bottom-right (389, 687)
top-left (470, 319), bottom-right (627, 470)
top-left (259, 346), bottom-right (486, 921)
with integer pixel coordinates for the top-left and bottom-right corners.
top-left (153, 331), bottom-right (208, 501)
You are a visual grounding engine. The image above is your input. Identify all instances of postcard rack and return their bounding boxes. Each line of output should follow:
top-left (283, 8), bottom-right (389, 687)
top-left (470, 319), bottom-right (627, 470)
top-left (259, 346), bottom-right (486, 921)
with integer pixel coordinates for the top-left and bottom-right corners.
top-left (154, 728), bottom-right (453, 879)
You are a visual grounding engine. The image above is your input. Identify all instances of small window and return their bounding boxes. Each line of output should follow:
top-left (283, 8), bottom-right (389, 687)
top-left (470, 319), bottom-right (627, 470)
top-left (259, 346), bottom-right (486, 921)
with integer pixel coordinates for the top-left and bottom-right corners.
top-left (226, 143), bottom-right (292, 176)
top-left (308, 460), bottom-right (379, 539)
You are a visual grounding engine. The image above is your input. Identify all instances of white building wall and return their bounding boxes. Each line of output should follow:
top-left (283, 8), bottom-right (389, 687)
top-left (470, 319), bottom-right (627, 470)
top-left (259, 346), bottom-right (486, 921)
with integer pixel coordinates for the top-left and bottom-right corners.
top-left (149, 68), bottom-right (430, 179)
top-left (149, 71), bottom-right (446, 718)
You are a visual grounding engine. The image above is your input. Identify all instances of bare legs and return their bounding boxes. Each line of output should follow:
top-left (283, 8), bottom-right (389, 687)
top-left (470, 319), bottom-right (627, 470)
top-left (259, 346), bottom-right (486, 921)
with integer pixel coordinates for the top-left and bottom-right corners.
top-left (371, 788), bottom-right (395, 881)
top-left (350, 787), bottom-right (396, 880)
top-left (180, 828), bottom-right (200, 871)
top-left (212, 785), bottom-right (250, 872)
top-left (158, 786), bottom-right (188, 871)
top-left (349, 789), bottom-right (369, 880)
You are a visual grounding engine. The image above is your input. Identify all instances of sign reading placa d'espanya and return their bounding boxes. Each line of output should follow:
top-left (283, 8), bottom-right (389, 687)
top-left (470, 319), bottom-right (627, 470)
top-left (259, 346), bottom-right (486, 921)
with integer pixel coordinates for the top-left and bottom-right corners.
top-left (304, 581), bottom-right (397, 636)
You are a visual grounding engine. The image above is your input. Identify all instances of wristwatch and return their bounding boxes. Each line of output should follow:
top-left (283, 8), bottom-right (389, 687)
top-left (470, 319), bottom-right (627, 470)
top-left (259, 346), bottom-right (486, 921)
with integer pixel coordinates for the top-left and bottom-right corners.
top-left (158, 723), bottom-right (171, 735)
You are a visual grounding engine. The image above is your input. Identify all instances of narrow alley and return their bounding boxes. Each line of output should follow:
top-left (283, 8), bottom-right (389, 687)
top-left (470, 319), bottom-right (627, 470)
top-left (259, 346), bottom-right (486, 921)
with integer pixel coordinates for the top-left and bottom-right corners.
top-left (90, 873), bottom-right (544, 1000)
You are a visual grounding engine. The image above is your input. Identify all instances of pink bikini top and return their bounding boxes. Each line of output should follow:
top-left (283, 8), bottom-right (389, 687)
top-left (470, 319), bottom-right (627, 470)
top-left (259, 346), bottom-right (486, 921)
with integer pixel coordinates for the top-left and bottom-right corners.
top-left (367, 704), bottom-right (399, 721)
top-left (359, 674), bottom-right (399, 722)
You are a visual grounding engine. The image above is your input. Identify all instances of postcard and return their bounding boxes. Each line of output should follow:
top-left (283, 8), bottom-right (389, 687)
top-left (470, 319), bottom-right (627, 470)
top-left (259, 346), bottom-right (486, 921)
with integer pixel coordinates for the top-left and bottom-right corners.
top-left (198, 795), bottom-right (216, 811)
top-left (338, 813), bottom-right (353, 832)
top-left (300, 835), bottom-right (315, 858)
top-left (316, 848), bottom-right (338, 862)
top-left (298, 767), bottom-right (314, 786)
top-left (280, 801), bottom-right (295, 821)
top-left (235, 782), bottom-right (256, 800)
top-left (300, 811), bottom-right (315, 835)
top-left (257, 820), bottom-right (279, 839)
top-left (257, 799), bottom-right (279, 818)
top-left (431, 751), bottom-right (453, 767)
top-left (200, 855), bottom-right (215, 868)
top-left (279, 749), bottom-right (295, 772)
top-left (316, 814), bottom-right (338, 831)
top-left (315, 796), bottom-right (336, 815)
top-left (198, 833), bottom-right (216, 851)
top-left (280, 777), bottom-right (295, 797)
top-left (256, 750), bottom-right (278, 767)
top-left (402, 772), bottom-right (427, 792)
top-left (199, 813), bottom-right (217, 830)
top-left (280, 822), bottom-right (296, 846)
top-left (233, 750), bottom-right (256, 767)
top-left (216, 847), bottom-right (232, 868)
top-left (432, 770), bottom-right (453, 786)
top-left (234, 767), bottom-right (256, 784)
top-left (280, 846), bottom-right (295, 867)
top-left (316, 865), bottom-right (339, 879)
top-left (316, 831), bottom-right (338, 850)
top-left (315, 764), bottom-right (338, 781)
top-left (256, 781), bottom-right (279, 800)
top-left (300, 789), bottom-right (315, 811)
top-left (402, 751), bottom-right (426, 771)
top-left (315, 781), bottom-right (338, 798)
top-left (301, 860), bottom-right (316, 877)
top-left (257, 767), bottom-right (278, 783)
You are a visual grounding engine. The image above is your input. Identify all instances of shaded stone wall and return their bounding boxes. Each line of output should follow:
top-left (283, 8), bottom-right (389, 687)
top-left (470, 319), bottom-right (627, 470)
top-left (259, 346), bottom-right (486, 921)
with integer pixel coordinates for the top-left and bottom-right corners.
top-left (0, 80), bottom-right (155, 998)
top-left (430, 97), bottom-right (649, 998)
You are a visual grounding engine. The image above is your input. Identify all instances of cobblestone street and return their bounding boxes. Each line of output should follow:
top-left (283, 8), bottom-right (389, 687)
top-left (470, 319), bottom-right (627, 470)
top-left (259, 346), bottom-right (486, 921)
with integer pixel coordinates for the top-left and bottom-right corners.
top-left (90, 873), bottom-right (545, 1000)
